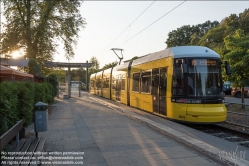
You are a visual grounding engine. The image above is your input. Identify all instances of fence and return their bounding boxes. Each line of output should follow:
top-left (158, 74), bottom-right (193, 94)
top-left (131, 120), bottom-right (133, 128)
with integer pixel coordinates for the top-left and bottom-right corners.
top-left (225, 102), bottom-right (249, 128)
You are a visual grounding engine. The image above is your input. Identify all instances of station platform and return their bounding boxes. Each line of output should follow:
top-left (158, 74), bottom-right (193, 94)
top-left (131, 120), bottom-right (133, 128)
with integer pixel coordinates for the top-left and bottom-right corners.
top-left (39, 91), bottom-right (249, 166)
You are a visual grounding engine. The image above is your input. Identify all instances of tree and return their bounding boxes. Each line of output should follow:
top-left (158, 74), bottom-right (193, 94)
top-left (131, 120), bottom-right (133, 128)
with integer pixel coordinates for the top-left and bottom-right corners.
top-left (238, 9), bottom-right (249, 35)
top-left (46, 74), bottom-right (59, 97)
top-left (27, 58), bottom-right (43, 77)
top-left (102, 61), bottom-right (118, 70)
top-left (223, 14), bottom-right (239, 29)
top-left (88, 56), bottom-right (100, 80)
top-left (224, 29), bottom-right (249, 103)
top-left (197, 10), bottom-right (249, 82)
top-left (165, 21), bottom-right (219, 47)
top-left (52, 68), bottom-right (66, 83)
top-left (198, 25), bottom-right (229, 56)
top-left (70, 68), bottom-right (86, 83)
top-left (166, 25), bottom-right (193, 47)
top-left (0, 0), bottom-right (86, 75)
top-left (199, 10), bottom-right (249, 52)
top-left (131, 56), bottom-right (139, 61)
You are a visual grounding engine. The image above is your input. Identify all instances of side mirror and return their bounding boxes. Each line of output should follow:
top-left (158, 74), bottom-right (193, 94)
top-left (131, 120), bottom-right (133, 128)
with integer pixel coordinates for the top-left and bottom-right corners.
top-left (225, 61), bottom-right (231, 75)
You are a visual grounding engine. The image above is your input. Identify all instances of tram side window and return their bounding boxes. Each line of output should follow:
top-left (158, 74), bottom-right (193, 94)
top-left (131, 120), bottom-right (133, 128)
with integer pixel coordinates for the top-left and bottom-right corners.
top-left (141, 72), bottom-right (151, 93)
top-left (106, 78), bottom-right (109, 88)
top-left (112, 77), bottom-right (116, 89)
top-left (116, 75), bottom-right (121, 91)
top-left (103, 76), bottom-right (107, 89)
top-left (132, 73), bottom-right (140, 92)
top-left (121, 76), bottom-right (125, 90)
top-left (91, 80), bottom-right (95, 87)
top-left (172, 65), bottom-right (184, 95)
top-left (96, 78), bottom-right (101, 89)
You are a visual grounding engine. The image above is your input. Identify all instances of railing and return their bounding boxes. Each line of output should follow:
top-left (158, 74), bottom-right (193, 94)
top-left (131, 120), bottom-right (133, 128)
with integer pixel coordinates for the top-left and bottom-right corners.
top-left (225, 102), bottom-right (249, 128)
top-left (0, 120), bottom-right (24, 150)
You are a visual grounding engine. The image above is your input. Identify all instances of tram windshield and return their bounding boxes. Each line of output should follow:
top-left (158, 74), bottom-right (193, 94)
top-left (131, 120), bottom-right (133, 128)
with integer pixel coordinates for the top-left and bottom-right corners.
top-left (187, 59), bottom-right (222, 97)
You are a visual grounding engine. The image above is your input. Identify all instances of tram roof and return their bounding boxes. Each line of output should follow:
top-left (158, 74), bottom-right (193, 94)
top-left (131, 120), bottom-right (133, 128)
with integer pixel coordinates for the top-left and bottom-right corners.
top-left (103, 68), bottom-right (112, 74)
top-left (131, 46), bottom-right (220, 67)
top-left (170, 46), bottom-right (219, 58)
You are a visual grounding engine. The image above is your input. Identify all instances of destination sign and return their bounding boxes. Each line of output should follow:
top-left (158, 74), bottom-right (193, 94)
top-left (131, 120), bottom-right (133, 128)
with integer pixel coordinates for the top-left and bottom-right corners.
top-left (191, 59), bottom-right (217, 66)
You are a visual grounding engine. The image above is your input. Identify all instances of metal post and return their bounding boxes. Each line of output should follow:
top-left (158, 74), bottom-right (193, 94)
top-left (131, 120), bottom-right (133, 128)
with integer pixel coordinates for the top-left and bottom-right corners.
top-left (36, 132), bottom-right (38, 138)
top-left (86, 61), bottom-right (88, 92)
top-left (245, 103), bottom-right (248, 126)
top-left (79, 79), bottom-right (81, 97)
top-left (57, 76), bottom-right (59, 98)
top-left (68, 67), bottom-right (71, 98)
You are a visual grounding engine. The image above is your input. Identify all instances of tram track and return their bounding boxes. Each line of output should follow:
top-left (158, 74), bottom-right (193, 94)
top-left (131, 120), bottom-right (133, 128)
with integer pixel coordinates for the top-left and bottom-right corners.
top-left (183, 123), bottom-right (249, 148)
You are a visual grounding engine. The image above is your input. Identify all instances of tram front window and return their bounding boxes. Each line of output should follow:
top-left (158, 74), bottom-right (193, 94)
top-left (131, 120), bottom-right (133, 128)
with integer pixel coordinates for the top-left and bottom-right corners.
top-left (188, 59), bottom-right (222, 97)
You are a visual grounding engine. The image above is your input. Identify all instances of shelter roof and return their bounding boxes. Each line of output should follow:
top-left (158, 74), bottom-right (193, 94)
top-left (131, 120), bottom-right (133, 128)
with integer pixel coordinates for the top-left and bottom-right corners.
top-left (44, 62), bottom-right (92, 68)
top-left (0, 65), bottom-right (33, 78)
top-left (0, 58), bottom-right (29, 66)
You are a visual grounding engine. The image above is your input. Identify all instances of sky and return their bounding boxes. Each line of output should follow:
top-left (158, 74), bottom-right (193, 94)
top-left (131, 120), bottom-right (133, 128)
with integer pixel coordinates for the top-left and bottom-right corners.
top-left (3, 1), bottom-right (249, 68)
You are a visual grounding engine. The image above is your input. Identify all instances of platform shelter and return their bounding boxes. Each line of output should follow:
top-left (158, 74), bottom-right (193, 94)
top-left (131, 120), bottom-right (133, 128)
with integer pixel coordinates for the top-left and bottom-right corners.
top-left (44, 61), bottom-right (92, 98)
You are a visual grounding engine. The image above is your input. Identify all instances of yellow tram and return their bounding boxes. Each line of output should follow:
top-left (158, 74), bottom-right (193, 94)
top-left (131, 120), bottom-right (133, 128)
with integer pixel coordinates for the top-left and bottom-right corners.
top-left (90, 46), bottom-right (231, 123)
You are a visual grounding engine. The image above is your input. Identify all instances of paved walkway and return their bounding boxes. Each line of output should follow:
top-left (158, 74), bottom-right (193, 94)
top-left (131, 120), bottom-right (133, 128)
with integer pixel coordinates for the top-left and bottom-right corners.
top-left (39, 92), bottom-right (219, 166)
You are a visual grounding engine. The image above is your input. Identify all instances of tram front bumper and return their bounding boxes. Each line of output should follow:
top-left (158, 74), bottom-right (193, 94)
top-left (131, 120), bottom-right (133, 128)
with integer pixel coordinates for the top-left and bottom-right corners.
top-left (186, 105), bottom-right (226, 116)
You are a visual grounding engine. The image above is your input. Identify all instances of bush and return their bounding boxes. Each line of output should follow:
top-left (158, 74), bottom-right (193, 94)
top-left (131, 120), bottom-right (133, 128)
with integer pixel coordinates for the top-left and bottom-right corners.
top-left (0, 81), bottom-right (55, 136)
top-left (0, 94), bottom-right (11, 136)
top-left (34, 83), bottom-right (46, 104)
top-left (46, 74), bottom-right (58, 97)
top-left (0, 82), bottom-right (19, 135)
top-left (44, 82), bottom-right (54, 104)
top-left (15, 82), bottom-right (34, 126)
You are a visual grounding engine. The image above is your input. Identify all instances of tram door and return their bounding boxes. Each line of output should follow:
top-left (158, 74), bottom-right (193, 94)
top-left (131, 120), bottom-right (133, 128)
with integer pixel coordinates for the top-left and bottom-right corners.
top-left (152, 68), bottom-right (167, 116)
top-left (116, 75), bottom-right (121, 101)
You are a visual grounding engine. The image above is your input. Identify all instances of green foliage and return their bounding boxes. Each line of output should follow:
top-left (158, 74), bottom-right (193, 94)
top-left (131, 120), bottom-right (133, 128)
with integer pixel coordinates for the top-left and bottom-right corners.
top-left (224, 29), bottom-right (249, 88)
top-left (238, 9), bottom-right (249, 35)
top-left (102, 61), bottom-right (118, 70)
top-left (34, 83), bottom-right (46, 104)
top-left (166, 21), bottom-right (219, 47)
top-left (0, 82), bottom-right (18, 135)
top-left (166, 9), bottom-right (249, 51)
top-left (70, 68), bottom-right (87, 84)
top-left (0, 82), bottom-right (19, 133)
top-left (43, 83), bottom-right (54, 104)
top-left (52, 68), bottom-right (66, 83)
top-left (89, 56), bottom-right (100, 72)
top-left (0, 81), bottom-right (55, 136)
top-left (0, 0), bottom-right (86, 75)
top-left (15, 82), bottom-right (34, 126)
top-left (165, 8), bottom-right (249, 86)
top-left (198, 9), bottom-right (249, 52)
top-left (131, 56), bottom-right (139, 61)
top-left (88, 56), bottom-right (100, 80)
top-left (46, 74), bottom-right (58, 97)
top-left (27, 58), bottom-right (43, 77)
top-left (0, 95), bottom-right (10, 135)
top-left (166, 25), bottom-right (193, 47)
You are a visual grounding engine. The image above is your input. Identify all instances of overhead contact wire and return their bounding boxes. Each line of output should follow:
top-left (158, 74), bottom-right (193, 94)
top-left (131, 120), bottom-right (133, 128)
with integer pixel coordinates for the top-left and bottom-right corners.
top-left (120, 0), bottom-right (187, 46)
top-left (97, 0), bottom-right (156, 57)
